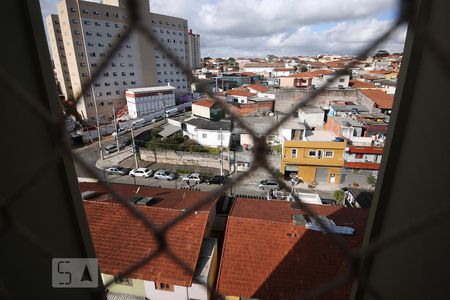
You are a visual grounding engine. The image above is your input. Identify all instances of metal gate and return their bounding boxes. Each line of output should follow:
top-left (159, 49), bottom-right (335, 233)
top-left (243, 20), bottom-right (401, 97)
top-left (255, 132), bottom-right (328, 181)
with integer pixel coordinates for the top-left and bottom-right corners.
top-left (315, 168), bottom-right (329, 183)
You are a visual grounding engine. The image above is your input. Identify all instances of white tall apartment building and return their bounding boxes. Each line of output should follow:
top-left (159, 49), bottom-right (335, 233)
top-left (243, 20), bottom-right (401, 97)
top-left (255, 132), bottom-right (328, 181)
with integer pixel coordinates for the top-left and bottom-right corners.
top-left (46, 0), bottom-right (192, 120)
top-left (187, 29), bottom-right (201, 69)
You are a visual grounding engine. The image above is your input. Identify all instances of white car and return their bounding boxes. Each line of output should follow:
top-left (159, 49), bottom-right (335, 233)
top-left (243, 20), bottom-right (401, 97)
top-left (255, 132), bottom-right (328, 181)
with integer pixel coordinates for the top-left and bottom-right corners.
top-left (112, 127), bottom-right (130, 137)
top-left (181, 173), bottom-right (203, 183)
top-left (153, 170), bottom-right (177, 181)
top-left (129, 168), bottom-right (153, 178)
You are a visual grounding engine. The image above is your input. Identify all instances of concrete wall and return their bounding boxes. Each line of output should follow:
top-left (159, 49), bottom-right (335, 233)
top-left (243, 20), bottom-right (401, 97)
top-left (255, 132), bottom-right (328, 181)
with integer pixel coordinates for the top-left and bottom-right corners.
top-left (140, 149), bottom-right (231, 171)
top-left (144, 281), bottom-right (187, 300)
top-left (102, 274), bottom-right (145, 297)
top-left (192, 104), bottom-right (211, 119)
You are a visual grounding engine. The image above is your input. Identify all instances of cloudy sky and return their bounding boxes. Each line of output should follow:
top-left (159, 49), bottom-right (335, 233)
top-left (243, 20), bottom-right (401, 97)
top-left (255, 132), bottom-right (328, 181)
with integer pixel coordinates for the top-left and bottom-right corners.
top-left (39, 0), bottom-right (407, 58)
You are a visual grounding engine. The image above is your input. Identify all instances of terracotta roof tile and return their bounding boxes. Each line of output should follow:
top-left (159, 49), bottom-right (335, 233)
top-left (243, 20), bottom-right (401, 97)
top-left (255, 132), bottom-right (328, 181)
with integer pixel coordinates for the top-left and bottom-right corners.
top-left (360, 89), bottom-right (394, 109)
top-left (226, 89), bottom-right (257, 97)
top-left (192, 99), bottom-right (216, 108)
top-left (83, 200), bottom-right (209, 286)
top-left (344, 162), bottom-right (381, 170)
top-left (349, 80), bottom-right (379, 89)
top-left (240, 72), bottom-right (259, 77)
top-left (217, 198), bottom-right (368, 299)
top-left (246, 84), bottom-right (269, 93)
top-left (288, 70), bottom-right (334, 78)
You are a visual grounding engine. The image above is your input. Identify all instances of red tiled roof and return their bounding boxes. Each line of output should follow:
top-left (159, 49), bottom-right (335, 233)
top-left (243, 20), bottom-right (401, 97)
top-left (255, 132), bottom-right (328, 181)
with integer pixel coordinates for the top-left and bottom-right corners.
top-left (216, 198), bottom-right (369, 299)
top-left (347, 146), bottom-right (384, 154)
top-left (244, 62), bottom-right (285, 68)
top-left (349, 80), bottom-right (379, 89)
top-left (83, 200), bottom-right (209, 286)
top-left (79, 182), bottom-right (218, 212)
top-left (227, 89), bottom-right (257, 97)
top-left (344, 162), bottom-right (381, 170)
top-left (246, 84), bottom-right (269, 93)
top-left (288, 70), bottom-right (334, 78)
top-left (192, 99), bottom-right (216, 108)
top-left (360, 89), bottom-right (394, 109)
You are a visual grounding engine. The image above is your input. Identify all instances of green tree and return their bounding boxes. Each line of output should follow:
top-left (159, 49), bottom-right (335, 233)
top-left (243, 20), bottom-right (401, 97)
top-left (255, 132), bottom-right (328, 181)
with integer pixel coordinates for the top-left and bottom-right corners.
top-left (333, 189), bottom-right (345, 204)
top-left (294, 64), bottom-right (308, 72)
top-left (367, 175), bottom-right (377, 187)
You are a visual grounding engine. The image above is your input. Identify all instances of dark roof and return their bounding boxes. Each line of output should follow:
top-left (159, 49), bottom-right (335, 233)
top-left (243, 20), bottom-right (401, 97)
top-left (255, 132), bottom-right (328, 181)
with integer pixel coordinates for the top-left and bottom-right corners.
top-left (83, 200), bottom-right (209, 286)
top-left (346, 188), bottom-right (374, 208)
top-left (216, 198), bottom-right (369, 299)
top-left (185, 118), bottom-right (232, 131)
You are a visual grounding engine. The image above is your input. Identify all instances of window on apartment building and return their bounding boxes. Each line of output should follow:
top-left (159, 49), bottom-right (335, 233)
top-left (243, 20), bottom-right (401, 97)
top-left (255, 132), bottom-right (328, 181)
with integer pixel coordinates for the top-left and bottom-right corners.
top-left (121, 72), bottom-right (126, 76)
top-left (55, 20), bottom-right (60, 25)
top-left (119, 63), bottom-right (125, 67)
top-left (113, 12), bottom-right (119, 18)
top-left (291, 149), bottom-right (297, 158)
top-left (104, 82), bottom-right (110, 86)
top-left (81, 73), bottom-right (88, 77)
top-left (183, 85), bottom-right (186, 88)
top-left (100, 53), bottom-right (106, 57)
top-left (130, 72), bottom-right (135, 76)
top-left (129, 63), bottom-right (133, 67)
top-left (152, 29), bottom-right (157, 33)
top-left (56, 29), bottom-right (61, 33)
top-left (176, 79), bottom-right (180, 82)
top-left (157, 72), bottom-right (161, 75)
top-left (83, 20), bottom-right (90, 25)
top-left (163, 63), bottom-right (167, 67)
top-left (107, 33), bottom-right (112, 38)
top-left (308, 150), bottom-right (317, 157)
top-left (123, 81), bottom-right (127, 85)
top-left (159, 20), bottom-right (162, 24)
top-left (104, 11), bottom-right (109, 17)
top-left (115, 24), bottom-right (120, 28)
top-left (103, 72), bottom-right (109, 77)
top-left (96, 33), bottom-right (103, 37)
top-left (106, 92), bottom-right (111, 96)
top-left (87, 42), bottom-right (94, 47)
top-left (166, 30), bottom-right (170, 34)
top-left (167, 39), bottom-right (171, 43)
top-left (126, 44), bottom-right (131, 48)
top-left (93, 11), bottom-right (99, 16)
top-left (113, 72), bottom-right (118, 76)
top-left (164, 71), bottom-right (167, 75)
top-left (86, 31), bottom-right (92, 36)
top-left (325, 151), bottom-right (334, 158)
top-left (165, 79), bottom-right (169, 83)
top-left (202, 133), bottom-right (207, 139)
top-left (127, 54), bottom-right (132, 58)
top-left (74, 30), bottom-right (80, 35)
top-left (131, 81), bottom-right (136, 85)
top-left (70, 8), bottom-right (76, 13)
top-left (156, 63), bottom-right (160, 67)
top-left (117, 33), bottom-right (121, 38)
top-left (82, 9), bottom-right (88, 14)
top-left (116, 90), bottom-right (121, 95)
top-left (95, 22), bottom-right (101, 26)
top-left (170, 79), bottom-right (174, 82)
top-left (114, 81), bottom-right (119, 86)
top-left (105, 22), bottom-right (110, 27)
top-left (94, 83), bottom-right (100, 87)
top-left (97, 92), bottom-right (102, 97)
top-left (98, 43), bottom-right (104, 47)
top-left (91, 63), bottom-right (97, 67)
top-left (158, 80), bottom-right (162, 83)
top-left (89, 52), bottom-right (96, 57)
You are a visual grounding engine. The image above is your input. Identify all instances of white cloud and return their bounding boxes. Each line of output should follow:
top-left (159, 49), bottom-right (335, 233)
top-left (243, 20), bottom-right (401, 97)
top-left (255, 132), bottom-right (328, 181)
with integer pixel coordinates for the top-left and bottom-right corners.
top-left (39, 0), bottom-right (406, 57)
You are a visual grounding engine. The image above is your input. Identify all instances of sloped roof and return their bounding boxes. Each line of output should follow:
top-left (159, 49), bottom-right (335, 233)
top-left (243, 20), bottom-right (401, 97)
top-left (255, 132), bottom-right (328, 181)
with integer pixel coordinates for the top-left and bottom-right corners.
top-left (360, 89), bottom-right (394, 109)
top-left (226, 89), bottom-right (257, 97)
top-left (287, 70), bottom-right (334, 78)
top-left (246, 84), bottom-right (269, 93)
top-left (192, 99), bottom-right (217, 108)
top-left (83, 200), bottom-right (209, 286)
top-left (216, 198), bottom-right (368, 299)
top-left (349, 80), bottom-right (379, 89)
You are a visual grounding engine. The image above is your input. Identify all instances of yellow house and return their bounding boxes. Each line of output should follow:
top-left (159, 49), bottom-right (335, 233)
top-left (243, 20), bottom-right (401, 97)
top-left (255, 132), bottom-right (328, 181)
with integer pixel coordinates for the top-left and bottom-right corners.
top-left (384, 71), bottom-right (398, 80)
top-left (281, 140), bottom-right (346, 183)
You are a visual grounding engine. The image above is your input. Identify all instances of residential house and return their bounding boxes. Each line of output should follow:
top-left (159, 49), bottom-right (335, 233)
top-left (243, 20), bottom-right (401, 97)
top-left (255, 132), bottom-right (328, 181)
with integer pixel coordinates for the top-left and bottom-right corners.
top-left (349, 80), bottom-right (381, 90)
top-left (344, 188), bottom-right (374, 208)
top-left (340, 145), bottom-right (383, 186)
top-left (324, 116), bottom-right (364, 138)
top-left (373, 79), bottom-right (397, 95)
top-left (225, 89), bottom-right (257, 104)
top-left (298, 106), bottom-right (325, 129)
top-left (281, 131), bottom-right (346, 183)
top-left (216, 198), bottom-right (368, 300)
top-left (327, 104), bottom-right (369, 117)
top-left (182, 117), bottom-right (232, 148)
top-left (359, 89), bottom-right (394, 115)
top-left (191, 99), bottom-right (223, 121)
top-left (242, 62), bottom-right (285, 76)
top-left (245, 84), bottom-right (275, 99)
top-left (279, 118), bottom-right (306, 143)
top-left (80, 182), bottom-right (219, 300)
top-left (279, 70), bottom-right (334, 88)
top-left (272, 67), bottom-right (295, 77)
top-left (311, 73), bottom-right (350, 89)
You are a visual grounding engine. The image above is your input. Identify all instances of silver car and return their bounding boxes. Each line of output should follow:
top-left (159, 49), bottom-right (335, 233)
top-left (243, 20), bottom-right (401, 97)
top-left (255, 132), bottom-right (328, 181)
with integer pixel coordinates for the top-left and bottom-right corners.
top-left (153, 170), bottom-right (177, 181)
top-left (258, 180), bottom-right (280, 190)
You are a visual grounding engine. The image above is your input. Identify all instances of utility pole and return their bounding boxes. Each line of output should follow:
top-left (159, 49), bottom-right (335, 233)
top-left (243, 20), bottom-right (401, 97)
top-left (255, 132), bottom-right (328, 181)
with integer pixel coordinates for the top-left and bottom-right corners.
top-left (220, 127), bottom-right (223, 176)
top-left (129, 120), bottom-right (139, 169)
top-left (113, 106), bottom-right (120, 151)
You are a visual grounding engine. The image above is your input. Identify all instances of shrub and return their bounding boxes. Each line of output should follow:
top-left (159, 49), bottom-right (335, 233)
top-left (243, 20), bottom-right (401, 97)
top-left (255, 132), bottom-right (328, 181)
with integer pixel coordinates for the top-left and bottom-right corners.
top-left (333, 189), bottom-right (345, 204)
top-left (367, 175), bottom-right (377, 187)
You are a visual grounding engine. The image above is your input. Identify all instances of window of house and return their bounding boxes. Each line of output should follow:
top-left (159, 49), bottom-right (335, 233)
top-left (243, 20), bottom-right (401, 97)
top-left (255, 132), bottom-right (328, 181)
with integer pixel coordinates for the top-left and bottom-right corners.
top-left (308, 150), bottom-right (317, 157)
top-left (325, 151), bottom-right (334, 158)
top-left (202, 133), bottom-right (207, 139)
top-left (291, 149), bottom-right (297, 158)
top-left (339, 78), bottom-right (345, 82)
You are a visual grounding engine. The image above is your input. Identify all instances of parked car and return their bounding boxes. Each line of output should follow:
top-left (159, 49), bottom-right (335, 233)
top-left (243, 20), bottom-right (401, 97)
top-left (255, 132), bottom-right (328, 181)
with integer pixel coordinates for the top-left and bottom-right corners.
top-left (153, 170), bottom-right (177, 181)
top-left (129, 168), bottom-right (153, 178)
top-left (205, 175), bottom-right (225, 185)
top-left (181, 173), bottom-right (203, 183)
top-left (258, 180), bottom-right (280, 190)
top-left (151, 115), bottom-right (164, 123)
top-left (111, 127), bottom-right (130, 137)
top-left (105, 166), bottom-right (131, 175)
top-left (104, 144), bottom-right (125, 154)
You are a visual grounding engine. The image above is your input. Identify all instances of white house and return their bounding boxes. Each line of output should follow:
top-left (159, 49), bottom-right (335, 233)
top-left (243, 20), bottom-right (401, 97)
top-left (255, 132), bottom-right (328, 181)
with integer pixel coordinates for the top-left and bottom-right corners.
top-left (245, 84), bottom-right (275, 100)
top-left (272, 68), bottom-right (295, 77)
top-left (298, 107), bottom-right (325, 129)
top-left (311, 74), bottom-right (350, 89)
top-left (225, 89), bottom-right (256, 104)
top-left (242, 62), bottom-right (285, 76)
top-left (183, 118), bottom-right (232, 148)
top-left (126, 85), bottom-right (176, 118)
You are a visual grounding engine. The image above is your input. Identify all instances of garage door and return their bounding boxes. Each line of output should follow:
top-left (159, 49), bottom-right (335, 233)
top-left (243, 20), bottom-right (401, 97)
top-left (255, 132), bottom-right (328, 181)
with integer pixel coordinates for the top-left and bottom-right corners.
top-left (315, 168), bottom-right (329, 183)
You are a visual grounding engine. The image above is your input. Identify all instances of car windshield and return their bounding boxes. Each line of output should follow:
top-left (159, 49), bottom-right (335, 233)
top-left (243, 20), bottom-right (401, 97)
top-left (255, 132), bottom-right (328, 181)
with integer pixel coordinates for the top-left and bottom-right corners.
top-left (144, 168), bottom-right (149, 172)
top-left (164, 171), bottom-right (171, 175)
